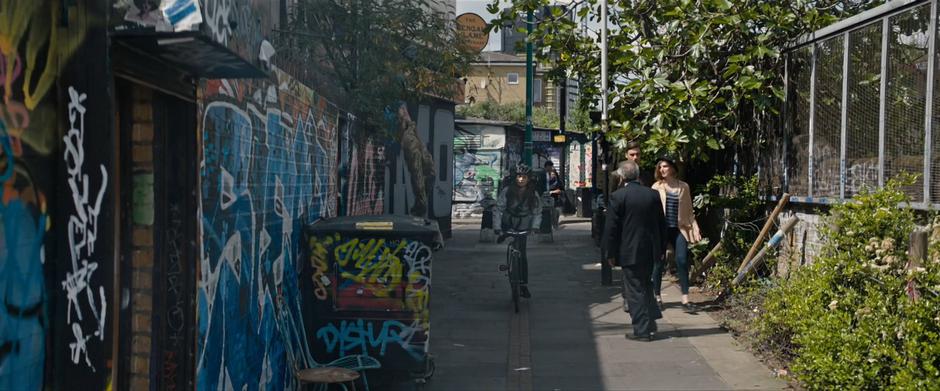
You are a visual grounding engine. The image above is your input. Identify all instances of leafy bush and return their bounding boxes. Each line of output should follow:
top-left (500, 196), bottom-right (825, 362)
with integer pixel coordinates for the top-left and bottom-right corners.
top-left (695, 174), bottom-right (767, 291)
top-left (756, 176), bottom-right (940, 389)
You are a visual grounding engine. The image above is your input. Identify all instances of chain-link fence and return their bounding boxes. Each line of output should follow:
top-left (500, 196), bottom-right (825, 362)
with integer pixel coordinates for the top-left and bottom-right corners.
top-left (773, 0), bottom-right (939, 208)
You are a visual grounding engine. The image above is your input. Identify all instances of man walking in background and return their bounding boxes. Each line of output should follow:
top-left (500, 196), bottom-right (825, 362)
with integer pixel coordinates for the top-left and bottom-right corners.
top-left (603, 160), bottom-right (668, 341)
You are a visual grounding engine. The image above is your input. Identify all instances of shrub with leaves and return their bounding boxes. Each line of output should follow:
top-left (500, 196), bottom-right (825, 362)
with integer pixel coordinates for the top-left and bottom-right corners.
top-left (756, 175), bottom-right (940, 389)
top-left (694, 174), bottom-right (766, 291)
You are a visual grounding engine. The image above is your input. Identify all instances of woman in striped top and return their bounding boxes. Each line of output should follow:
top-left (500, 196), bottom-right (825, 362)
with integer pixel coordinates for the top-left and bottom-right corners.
top-left (651, 157), bottom-right (702, 311)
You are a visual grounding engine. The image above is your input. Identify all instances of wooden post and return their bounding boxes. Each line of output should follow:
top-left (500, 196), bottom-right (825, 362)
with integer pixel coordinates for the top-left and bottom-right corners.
top-left (690, 241), bottom-right (722, 284)
top-left (730, 217), bottom-right (799, 288)
top-left (909, 229), bottom-right (928, 264)
top-left (737, 193), bottom-right (791, 274)
top-left (905, 229), bottom-right (929, 302)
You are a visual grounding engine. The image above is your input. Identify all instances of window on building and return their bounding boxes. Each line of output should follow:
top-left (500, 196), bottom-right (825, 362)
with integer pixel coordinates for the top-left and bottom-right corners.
top-left (534, 79), bottom-right (543, 103)
top-left (507, 73), bottom-right (519, 84)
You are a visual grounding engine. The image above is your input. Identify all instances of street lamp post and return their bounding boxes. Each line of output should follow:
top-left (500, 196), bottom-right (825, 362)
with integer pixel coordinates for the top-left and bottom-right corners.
top-left (525, 9), bottom-right (534, 166)
top-left (600, 1), bottom-right (607, 133)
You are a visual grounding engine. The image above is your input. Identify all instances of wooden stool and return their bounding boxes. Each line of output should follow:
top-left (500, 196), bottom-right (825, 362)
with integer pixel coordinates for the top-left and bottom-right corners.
top-left (297, 367), bottom-right (360, 391)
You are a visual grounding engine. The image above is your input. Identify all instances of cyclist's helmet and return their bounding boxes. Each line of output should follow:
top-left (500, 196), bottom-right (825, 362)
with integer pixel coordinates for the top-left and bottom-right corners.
top-left (514, 163), bottom-right (531, 175)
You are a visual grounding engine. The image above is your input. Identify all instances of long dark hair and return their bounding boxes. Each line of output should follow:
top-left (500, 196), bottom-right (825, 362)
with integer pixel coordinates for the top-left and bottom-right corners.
top-left (507, 176), bottom-right (539, 210)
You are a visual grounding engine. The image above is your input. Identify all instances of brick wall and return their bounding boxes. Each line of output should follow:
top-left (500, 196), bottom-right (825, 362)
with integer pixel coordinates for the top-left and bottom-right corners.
top-left (129, 86), bottom-right (155, 390)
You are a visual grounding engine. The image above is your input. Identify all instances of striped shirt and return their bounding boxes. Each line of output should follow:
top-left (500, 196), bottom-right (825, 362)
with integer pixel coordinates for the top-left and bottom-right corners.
top-left (665, 191), bottom-right (680, 228)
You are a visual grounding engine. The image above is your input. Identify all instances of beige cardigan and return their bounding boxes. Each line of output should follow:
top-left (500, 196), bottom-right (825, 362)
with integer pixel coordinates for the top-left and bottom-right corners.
top-left (652, 180), bottom-right (702, 244)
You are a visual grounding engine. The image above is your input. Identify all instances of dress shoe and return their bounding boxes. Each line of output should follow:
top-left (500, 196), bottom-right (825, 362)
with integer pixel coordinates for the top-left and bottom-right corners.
top-left (520, 285), bottom-right (531, 298)
top-left (682, 302), bottom-right (697, 312)
top-left (625, 333), bottom-right (653, 342)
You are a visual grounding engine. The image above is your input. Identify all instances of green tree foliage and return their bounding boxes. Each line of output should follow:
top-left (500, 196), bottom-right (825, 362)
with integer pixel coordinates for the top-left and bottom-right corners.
top-left (456, 101), bottom-right (592, 131)
top-left (756, 175), bottom-right (940, 389)
top-left (490, 0), bottom-right (883, 164)
top-left (283, 0), bottom-right (473, 128)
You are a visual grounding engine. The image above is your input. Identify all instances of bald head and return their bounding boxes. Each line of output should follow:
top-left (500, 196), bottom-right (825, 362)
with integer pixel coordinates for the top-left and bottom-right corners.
top-left (618, 160), bottom-right (639, 182)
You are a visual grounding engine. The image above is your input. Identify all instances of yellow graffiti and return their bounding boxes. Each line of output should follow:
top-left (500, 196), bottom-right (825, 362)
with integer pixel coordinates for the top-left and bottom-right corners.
top-left (334, 238), bottom-right (406, 297)
top-left (0, 0), bottom-right (89, 156)
top-left (308, 234), bottom-right (337, 300)
top-left (0, 0), bottom-right (87, 110)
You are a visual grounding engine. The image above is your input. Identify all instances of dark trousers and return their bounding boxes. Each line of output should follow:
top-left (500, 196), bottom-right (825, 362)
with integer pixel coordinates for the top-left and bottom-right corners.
top-left (517, 235), bottom-right (528, 284)
top-left (622, 262), bottom-right (662, 337)
top-left (652, 227), bottom-right (690, 295)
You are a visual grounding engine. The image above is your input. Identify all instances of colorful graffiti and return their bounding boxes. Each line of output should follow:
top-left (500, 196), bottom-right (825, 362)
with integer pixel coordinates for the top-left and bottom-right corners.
top-left (346, 137), bottom-right (385, 216)
top-left (453, 126), bottom-right (503, 204)
top-left (0, 2), bottom-right (92, 389)
top-left (384, 101), bottom-right (453, 224)
top-left (567, 141), bottom-right (594, 189)
top-left (199, 68), bottom-right (395, 390)
top-left (305, 233), bottom-right (432, 370)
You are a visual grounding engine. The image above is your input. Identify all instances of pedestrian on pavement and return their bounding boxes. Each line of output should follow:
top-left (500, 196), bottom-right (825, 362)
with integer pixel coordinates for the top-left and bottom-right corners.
top-left (651, 156), bottom-right (702, 312)
top-left (494, 163), bottom-right (542, 299)
top-left (602, 160), bottom-right (667, 341)
top-left (544, 161), bottom-right (564, 228)
top-left (624, 140), bottom-right (654, 186)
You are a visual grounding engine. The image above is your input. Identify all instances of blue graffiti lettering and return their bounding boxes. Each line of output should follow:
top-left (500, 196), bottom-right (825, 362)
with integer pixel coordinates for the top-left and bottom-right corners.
top-left (315, 319), bottom-right (424, 360)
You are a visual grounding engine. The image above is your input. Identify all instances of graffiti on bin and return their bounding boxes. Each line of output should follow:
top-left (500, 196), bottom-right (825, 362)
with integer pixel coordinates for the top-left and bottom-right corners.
top-left (307, 235), bottom-right (432, 314)
top-left (315, 319), bottom-right (426, 361)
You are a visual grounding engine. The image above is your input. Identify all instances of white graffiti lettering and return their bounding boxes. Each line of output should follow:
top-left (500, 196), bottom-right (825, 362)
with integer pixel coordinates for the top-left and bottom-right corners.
top-left (61, 86), bottom-right (108, 370)
top-left (68, 323), bottom-right (93, 369)
top-left (202, 0), bottom-right (233, 46)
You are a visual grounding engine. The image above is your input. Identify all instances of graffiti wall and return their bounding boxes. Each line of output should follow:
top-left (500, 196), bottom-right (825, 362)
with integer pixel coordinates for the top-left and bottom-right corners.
top-left (452, 124), bottom-right (508, 217)
top-left (197, 69), bottom-right (341, 390)
top-left (304, 230), bottom-right (433, 376)
top-left (533, 141), bottom-right (561, 171)
top-left (567, 140), bottom-right (594, 189)
top-left (1, 1), bottom-right (114, 390)
top-left (386, 101), bottom-right (455, 228)
top-left (339, 119), bottom-right (386, 217)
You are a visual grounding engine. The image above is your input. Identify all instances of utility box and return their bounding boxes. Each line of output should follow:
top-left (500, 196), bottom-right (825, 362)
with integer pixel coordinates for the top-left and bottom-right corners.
top-left (303, 215), bottom-right (443, 385)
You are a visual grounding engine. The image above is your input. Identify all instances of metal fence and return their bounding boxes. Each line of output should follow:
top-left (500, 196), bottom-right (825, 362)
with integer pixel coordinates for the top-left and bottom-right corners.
top-left (772, 0), bottom-right (940, 208)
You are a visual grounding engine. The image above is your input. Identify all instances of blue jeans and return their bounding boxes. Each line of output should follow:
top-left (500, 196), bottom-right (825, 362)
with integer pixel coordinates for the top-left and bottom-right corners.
top-left (652, 227), bottom-right (690, 295)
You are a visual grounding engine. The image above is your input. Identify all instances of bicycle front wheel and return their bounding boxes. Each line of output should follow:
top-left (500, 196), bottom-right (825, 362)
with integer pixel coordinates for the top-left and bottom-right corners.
top-left (508, 244), bottom-right (520, 313)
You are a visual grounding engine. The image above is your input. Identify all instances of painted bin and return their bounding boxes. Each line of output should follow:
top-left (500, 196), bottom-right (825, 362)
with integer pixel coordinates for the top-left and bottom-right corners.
top-left (303, 215), bottom-right (443, 387)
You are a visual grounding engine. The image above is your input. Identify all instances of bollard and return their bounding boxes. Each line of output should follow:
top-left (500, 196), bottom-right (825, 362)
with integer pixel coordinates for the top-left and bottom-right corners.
top-left (536, 194), bottom-right (554, 243)
top-left (479, 197), bottom-right (496, 243)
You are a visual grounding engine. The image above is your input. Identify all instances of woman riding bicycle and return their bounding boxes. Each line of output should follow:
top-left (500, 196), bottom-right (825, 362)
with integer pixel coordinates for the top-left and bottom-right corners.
top-left (494, 163), bottom-right (542, 298)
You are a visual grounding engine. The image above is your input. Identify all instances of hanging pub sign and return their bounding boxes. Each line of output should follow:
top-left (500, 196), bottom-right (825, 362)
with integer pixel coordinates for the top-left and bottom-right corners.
top-left (456, 13), bottom-right (488, 54)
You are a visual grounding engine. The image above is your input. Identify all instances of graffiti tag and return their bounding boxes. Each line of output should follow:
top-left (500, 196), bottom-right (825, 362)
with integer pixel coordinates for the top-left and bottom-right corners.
top-left (315, 319), bottom-right (425, 360)
top-left (61, 86), bottom-right (108, 371)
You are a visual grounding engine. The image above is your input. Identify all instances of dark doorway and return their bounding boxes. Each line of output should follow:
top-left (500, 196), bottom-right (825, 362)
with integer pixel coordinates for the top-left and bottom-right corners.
top-left (151, 89), bottom-right (198, 391)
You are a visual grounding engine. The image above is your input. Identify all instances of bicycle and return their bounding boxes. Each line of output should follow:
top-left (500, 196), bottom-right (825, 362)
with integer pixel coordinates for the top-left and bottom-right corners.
top-left (498, 230), bottom-right (529, 313)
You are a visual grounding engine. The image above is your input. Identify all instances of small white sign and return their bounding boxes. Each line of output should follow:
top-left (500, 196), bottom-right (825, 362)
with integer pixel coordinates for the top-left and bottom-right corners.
top-left (162, 0), bottom-right (203, 32)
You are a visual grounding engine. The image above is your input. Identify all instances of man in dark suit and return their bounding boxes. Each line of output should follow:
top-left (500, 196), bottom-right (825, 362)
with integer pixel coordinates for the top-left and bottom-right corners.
top-left (603, 160), bottom-right (668, 341)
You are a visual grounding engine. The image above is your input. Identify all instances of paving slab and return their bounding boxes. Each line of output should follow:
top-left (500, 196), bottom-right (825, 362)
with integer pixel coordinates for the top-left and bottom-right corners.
top-left (425, 219), bottom-right (785, 391)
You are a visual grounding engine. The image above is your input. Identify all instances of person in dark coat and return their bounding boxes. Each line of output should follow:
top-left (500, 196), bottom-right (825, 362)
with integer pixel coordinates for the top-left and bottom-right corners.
top-left (603, 160), bottom-right (668, 340)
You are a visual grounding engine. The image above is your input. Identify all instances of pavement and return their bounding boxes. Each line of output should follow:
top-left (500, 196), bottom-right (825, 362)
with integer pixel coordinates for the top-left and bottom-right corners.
top-left (425, 219), bottom-right (786, 391)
